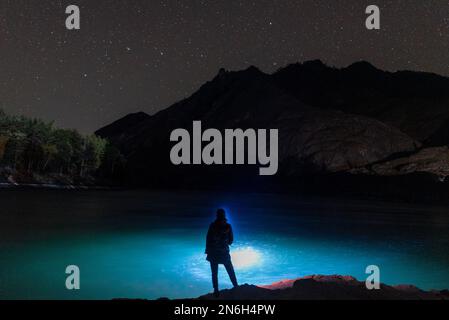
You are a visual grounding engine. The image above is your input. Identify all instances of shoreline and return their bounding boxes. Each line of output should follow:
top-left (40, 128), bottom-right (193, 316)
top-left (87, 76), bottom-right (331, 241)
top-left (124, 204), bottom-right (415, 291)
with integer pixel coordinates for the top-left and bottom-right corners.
top-left (194, 275), bottom-right (449, 300)
top-left (3, 183), bottom-right (449, 212)
top-left (0, 182), bottom-right (114, 190)
top-left (2, 183), bottom-right (449, 209)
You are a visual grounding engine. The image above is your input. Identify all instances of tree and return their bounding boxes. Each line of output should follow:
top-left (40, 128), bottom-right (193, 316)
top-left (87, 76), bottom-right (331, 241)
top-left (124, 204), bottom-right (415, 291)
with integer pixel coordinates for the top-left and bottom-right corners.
top-left (41, 143), bottom-right (58, 171)
top-left (101, 142), bottom-right (125, 177)
top-left (0, 109), bottom-right (120, 183)
top-left (0, 135), bottom-right (9, 161)
top-left (81, 135), bottom-right (106, 176)
top-left (52, 129), bottom-right (75, 174)
top-left (2, 133), bottom-right (26, 169)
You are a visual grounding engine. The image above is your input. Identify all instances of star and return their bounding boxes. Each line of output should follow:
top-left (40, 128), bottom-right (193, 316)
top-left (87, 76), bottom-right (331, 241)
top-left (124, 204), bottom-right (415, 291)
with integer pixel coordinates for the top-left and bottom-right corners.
top-left (1, 1), bottom-right (448, 133)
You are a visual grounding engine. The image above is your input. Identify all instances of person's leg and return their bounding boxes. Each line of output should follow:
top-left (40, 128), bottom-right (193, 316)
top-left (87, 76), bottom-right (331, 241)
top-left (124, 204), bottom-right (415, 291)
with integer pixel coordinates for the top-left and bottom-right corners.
top-left (210, 262), bottom-right (219, 292)
top-left (224, 261), bottom-right (238, 288)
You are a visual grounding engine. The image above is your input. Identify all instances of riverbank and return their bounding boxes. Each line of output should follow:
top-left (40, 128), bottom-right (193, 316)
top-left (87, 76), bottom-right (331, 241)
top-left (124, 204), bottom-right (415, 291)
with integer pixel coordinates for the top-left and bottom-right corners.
top-left (0, 182), bottom-right (111, 190)
top-left (197, 275), bottom-right (449, 300)
top-left (0, 168), bottom-right (116, 189)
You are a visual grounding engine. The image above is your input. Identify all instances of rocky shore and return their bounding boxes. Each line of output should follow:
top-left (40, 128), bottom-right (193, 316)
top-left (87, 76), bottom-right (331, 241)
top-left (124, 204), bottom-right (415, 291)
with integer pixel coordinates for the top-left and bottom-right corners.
top-left (197, 275), bottom-right (449, 300)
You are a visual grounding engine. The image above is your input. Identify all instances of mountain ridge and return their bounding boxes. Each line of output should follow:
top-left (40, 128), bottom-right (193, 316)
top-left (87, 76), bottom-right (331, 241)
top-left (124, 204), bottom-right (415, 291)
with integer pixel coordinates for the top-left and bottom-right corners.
top-left (96, 60), bottom-right (449, 196)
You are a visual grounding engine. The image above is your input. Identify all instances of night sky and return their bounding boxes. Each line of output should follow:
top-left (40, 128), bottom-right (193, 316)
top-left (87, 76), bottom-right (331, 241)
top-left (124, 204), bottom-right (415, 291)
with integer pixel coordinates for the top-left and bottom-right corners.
top-left (1, 0), bottom-right (449, 133)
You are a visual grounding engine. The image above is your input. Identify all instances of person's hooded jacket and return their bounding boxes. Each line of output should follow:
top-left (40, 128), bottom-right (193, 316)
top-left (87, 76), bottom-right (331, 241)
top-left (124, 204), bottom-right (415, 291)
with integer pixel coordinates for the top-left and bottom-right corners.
top-left (205, 219), bottom-right (234, 263)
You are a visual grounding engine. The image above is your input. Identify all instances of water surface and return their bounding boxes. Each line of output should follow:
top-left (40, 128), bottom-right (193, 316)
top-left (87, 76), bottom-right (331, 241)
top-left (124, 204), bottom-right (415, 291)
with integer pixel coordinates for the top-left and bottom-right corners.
top-left (1, 189), bottom-right (448, 299)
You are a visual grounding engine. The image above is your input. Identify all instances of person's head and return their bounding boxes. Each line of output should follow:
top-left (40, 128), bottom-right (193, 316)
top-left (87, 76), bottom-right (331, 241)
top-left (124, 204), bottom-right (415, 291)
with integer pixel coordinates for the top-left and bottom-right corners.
top-left (216, 208), bottom-right (226, 221)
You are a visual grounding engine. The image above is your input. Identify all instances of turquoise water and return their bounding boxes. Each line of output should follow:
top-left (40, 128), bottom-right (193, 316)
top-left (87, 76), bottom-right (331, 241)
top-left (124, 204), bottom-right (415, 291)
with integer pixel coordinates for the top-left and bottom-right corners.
top-left (1, 189), bottom-right (449, 299)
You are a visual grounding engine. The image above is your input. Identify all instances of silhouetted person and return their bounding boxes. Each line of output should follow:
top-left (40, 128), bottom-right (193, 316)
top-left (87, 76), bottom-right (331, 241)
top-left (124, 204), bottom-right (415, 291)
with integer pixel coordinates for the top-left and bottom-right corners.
top-left (205, 209), bottom-right (238, 297)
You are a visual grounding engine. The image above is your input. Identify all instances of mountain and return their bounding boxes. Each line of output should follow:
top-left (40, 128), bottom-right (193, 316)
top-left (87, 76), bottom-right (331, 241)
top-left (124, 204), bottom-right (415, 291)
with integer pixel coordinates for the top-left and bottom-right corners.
top-left (96, 61), bottom-right (449, 197)
top-left (97, 111), bottom-right (150, 141)
top-left (274, 60), bottom-right (449, 142)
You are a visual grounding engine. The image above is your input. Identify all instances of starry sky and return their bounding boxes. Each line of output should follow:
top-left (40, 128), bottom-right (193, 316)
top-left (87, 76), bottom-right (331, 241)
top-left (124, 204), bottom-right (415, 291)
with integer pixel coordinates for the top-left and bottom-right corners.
top-left (1, 0), bottom-right (449, 133)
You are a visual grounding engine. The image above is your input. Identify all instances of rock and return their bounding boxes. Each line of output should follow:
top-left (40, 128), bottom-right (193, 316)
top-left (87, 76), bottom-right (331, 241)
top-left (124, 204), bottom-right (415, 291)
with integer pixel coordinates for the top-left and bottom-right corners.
top-left (370, 147), bottom-right (449, 177)
top-left (198, 275), bottom-right (448, 300)
top-left (275, 106), bottom-right (418, 174)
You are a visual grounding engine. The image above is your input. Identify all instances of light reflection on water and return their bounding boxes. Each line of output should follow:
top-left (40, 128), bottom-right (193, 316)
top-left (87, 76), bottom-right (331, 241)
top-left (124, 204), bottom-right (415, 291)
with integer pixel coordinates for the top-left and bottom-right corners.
top-left (0, 189), bottom-right (449, 300)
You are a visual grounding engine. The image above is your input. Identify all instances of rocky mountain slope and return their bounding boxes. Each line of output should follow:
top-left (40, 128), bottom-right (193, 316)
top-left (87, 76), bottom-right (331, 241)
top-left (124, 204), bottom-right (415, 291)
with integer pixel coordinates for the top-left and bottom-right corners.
top-left (198, 275), bottom-right (449, 300)
top-left (273, 60), bottom-right (449, 142)
top-left (96, 61), bottom-right (449, 195)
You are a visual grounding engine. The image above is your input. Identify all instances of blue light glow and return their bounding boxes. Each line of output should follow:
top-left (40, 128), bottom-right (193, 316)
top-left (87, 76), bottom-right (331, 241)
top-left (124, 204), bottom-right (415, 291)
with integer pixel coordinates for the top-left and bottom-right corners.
top-left (231, 246), bottom-right (262, 269)
top-left (1, 191), bottom-right (449, 300)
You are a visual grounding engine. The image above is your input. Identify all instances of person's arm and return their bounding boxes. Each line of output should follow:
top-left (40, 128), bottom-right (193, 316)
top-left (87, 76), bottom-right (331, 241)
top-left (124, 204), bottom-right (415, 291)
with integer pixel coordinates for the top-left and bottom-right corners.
top-left (228, 225), bottom-right (234, 245)
top-left (205, 225), bottom-right (212, 254)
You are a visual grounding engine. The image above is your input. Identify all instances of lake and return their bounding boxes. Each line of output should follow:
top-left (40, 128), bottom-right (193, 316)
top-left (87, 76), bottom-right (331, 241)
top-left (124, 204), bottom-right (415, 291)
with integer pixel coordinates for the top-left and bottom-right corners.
top-left (1, 189), bottom-right (449, 300)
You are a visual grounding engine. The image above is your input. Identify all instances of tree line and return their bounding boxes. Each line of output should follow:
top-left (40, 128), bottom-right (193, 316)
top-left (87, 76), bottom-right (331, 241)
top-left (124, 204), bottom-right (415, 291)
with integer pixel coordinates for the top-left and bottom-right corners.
top-left (0, 109), bottom-right (124, 180)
